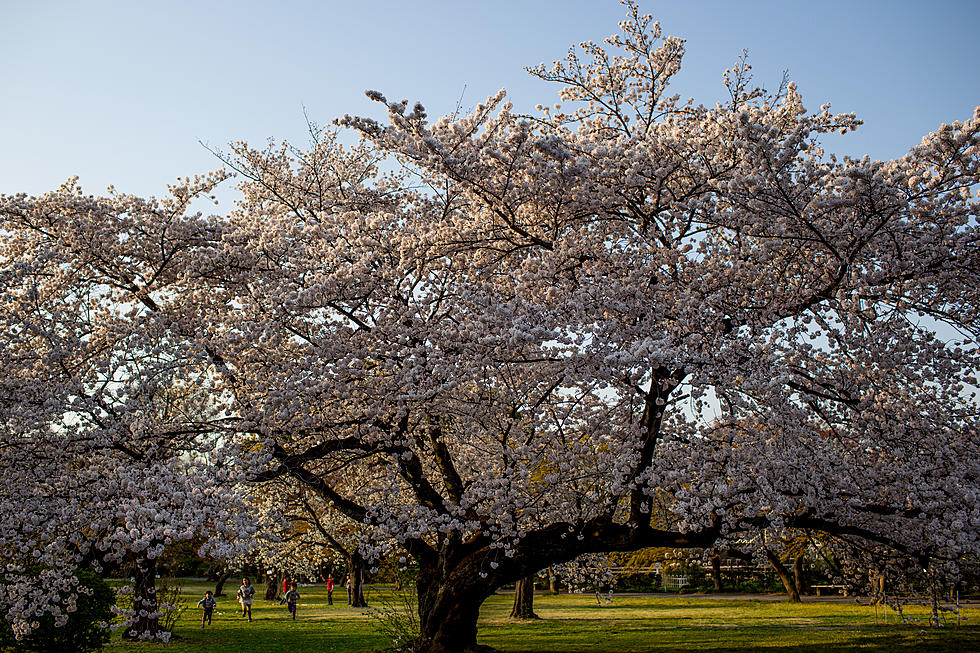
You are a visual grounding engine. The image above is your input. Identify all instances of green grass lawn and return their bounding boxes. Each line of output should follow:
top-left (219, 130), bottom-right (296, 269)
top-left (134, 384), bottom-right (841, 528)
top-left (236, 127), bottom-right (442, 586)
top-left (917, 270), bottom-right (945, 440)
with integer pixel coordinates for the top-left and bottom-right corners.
top-left (103, 580), bottom-right (980, 652)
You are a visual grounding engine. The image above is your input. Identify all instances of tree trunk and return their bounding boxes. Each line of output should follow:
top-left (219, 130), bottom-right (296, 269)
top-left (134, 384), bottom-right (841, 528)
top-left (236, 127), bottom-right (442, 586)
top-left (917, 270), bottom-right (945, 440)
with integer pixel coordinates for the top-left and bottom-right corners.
top-left (403, 513), bottom-right (721, 651)
top-left (509, 574), bottom-right (539, 619)
top-left (214, 568), bottom-right (233, 597)
top-left (765, 549), bottom-right (801, 603)
top-left (547, 567), bottom-right (560, 594)
top-left (265, 570), bottom-right (279, 601)
top-left (711, 555), bottom-right (722, 592)
top-left (350, 556), bottom-right (368, 608)
top-left (417, 572), bottom-right (488, 653)
top-left (870, 569), bottom-right (886, 603)
top-left (793, 555), bottom-right (807, 596)
top-left (123, 557), bottom-right (160, 640)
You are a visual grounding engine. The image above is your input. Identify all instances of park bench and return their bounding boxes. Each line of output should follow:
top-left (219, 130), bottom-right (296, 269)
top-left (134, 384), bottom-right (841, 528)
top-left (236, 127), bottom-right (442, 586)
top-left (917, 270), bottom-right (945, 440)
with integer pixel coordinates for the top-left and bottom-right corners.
top-left (811, 585), bottom-right (846, 596)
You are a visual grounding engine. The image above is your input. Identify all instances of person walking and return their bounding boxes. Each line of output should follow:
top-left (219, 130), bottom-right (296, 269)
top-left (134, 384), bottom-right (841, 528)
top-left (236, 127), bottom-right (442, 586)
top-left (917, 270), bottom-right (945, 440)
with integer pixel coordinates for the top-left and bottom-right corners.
top-left (326, 576), bottom-right (334, 605)
top-left (237, 577), bottom-right (256, 622)
top-left (345, 575), bottom-right (352, 605)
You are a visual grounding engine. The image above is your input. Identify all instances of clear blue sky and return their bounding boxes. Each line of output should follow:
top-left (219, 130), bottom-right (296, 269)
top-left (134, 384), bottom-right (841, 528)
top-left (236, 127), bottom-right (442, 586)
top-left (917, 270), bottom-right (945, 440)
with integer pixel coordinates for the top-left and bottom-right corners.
top-left (2, 0), bottom-right (978, 198)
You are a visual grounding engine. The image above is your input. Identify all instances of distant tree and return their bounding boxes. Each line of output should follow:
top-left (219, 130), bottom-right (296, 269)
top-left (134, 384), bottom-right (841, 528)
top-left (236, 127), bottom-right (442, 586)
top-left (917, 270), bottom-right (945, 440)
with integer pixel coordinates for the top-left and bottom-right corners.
top-left (509, 575), bottom-right (538, 620)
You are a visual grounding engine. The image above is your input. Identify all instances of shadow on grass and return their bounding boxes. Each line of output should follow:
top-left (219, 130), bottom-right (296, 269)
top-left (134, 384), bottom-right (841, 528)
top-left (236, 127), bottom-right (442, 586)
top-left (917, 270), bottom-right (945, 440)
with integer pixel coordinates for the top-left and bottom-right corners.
top-left (480, 619), bottom-right (980, 653)
top-left (646, 631), bottom-right (980, 653)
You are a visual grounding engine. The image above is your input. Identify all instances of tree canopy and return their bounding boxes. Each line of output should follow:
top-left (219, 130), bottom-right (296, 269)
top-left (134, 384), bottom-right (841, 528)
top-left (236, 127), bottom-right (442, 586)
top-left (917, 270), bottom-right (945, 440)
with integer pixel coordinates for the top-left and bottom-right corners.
top-left (1, 3), bottom-right (977, 651)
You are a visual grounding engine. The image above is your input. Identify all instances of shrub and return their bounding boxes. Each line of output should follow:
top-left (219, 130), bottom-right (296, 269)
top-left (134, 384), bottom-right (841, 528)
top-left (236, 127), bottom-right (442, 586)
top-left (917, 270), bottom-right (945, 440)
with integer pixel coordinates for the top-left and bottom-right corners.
top-left (0, 569), bottom-right (115, 652)
top-left (157, 577), bottom-right (188, 636)
top-left (371, 567), bottom-right (420, 651)
top-left (614, 573), bottom-right (661, 593)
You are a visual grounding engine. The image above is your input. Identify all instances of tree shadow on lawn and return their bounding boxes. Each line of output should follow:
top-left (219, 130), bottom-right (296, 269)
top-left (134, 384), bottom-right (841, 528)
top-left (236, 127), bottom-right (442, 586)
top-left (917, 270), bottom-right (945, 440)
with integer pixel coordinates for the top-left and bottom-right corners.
top-left (534, 597), bottom-right (808, 612)
top-left (674, 630), bottom-right (980, 653)
top-left (478, 618), bottom-right (980, 653)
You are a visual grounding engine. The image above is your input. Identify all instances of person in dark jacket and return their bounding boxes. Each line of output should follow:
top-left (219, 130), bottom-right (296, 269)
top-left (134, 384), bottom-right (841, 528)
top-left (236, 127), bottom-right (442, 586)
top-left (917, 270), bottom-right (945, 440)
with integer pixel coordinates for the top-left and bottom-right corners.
top-left (197, 590), bottom-right (217, 628)
top-left (283, 582), bottom-right (301, 620)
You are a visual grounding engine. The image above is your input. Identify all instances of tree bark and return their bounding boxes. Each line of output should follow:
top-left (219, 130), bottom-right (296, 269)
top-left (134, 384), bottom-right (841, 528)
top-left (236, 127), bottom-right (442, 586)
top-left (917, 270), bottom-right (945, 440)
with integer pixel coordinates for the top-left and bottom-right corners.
top-left (350, 556), bottom-right (368, 608)
top-left (265, 570), bottom-right (279, 601)
top-left (416, 568), bottom-right (488, 653)
top-left (711, 555), bottom-right (722, 592)
top-left (765, 549), bottom-right (801, 603)
top-left (793, 555), bottom-right (807, 596)
top-left (870, 569), bottom-right (886, 603)
top-left (123, 557), bottom-right (160, 640)
top-left (510, 574), bottom-right (539, 620)
top-left (547, 567), bottom-right (560, 595)
top-left (214, 568), bottom-right (233, 597)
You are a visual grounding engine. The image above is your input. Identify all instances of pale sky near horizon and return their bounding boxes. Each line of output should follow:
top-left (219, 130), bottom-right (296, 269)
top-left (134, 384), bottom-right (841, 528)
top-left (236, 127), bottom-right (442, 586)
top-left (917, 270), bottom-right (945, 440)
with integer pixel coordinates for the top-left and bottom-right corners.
top-left (2, 0), bottom-right (978, 200)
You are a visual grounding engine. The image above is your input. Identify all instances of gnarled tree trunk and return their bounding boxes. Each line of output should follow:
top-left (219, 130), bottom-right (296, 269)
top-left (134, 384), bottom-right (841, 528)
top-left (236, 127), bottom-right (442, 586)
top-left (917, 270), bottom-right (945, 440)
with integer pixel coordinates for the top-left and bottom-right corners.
top-left (406, 515), bottom-right (719, 653)
top-left (416, 566), bottom-right (491, 653)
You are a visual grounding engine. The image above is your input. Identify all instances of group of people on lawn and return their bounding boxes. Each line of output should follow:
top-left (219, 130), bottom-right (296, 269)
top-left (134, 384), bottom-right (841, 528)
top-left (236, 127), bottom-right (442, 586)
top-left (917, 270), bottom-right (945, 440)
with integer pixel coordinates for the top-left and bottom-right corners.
top-left (197, 573), bottom-right (352, 628)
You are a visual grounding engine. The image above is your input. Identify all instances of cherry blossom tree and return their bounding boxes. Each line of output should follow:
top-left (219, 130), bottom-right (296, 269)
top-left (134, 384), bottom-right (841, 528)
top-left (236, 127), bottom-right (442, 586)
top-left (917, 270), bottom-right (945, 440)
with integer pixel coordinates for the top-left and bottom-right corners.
top-left (2, 3), bottom-right (978, 652)
top-left (0, 177), bottom-right (255, 640)
top-left (330, 3), bottom-right (979, 648)
top-left (245, 472), bottom-right (385, 607)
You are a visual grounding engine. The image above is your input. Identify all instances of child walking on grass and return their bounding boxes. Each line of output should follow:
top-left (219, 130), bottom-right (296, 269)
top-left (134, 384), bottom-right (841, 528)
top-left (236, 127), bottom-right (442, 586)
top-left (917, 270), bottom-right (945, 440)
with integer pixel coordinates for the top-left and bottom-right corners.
top-left (197, 590), bottom-right (217, 628)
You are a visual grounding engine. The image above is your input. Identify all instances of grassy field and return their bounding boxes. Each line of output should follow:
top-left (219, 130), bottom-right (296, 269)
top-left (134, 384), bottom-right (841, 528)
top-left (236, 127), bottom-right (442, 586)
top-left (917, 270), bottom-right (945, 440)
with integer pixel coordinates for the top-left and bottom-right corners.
top-left (103, 580), bottom-right (980, 652)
